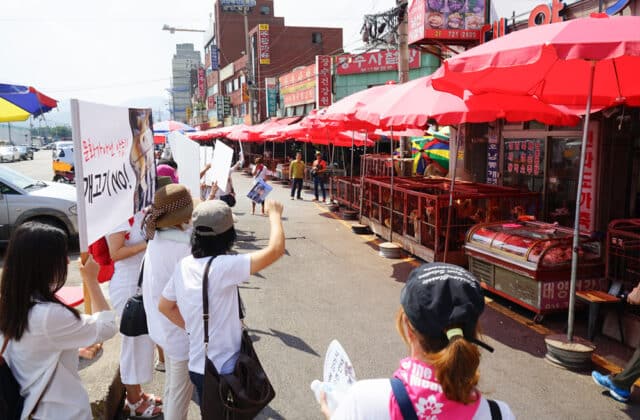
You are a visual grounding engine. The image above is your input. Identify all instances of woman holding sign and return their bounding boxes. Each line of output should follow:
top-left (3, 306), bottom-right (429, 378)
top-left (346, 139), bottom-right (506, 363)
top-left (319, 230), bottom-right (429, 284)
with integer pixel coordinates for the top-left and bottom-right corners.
top-left (251, 157), bottom-right (268, 215)
top-left (108, 213), bottom-right (162, 418)
top-left (317, 263), bottom-right (514, 420)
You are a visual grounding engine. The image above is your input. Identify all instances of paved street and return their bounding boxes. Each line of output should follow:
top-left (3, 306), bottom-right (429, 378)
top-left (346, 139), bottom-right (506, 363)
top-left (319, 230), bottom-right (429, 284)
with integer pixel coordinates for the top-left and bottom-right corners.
top-left (2, 154), bottom-right (640, 419)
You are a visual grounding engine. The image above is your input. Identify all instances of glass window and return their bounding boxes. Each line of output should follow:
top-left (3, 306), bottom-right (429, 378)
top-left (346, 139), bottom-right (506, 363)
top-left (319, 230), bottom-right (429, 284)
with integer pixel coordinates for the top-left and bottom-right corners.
top-left (502, 138), bottom-right (545, 194)
top-left (260, 5), bottom-right (270, 15)
top-left (233, 78), bottom-right (239, 91)
top-left (312, 32), bottom-right (323, 44)
top-left (546, 137), bottom-right (582, 227)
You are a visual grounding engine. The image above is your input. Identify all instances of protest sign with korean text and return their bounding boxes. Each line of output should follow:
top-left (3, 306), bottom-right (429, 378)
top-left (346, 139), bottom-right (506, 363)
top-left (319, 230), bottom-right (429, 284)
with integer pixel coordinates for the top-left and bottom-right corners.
top-left (71, 100), bottom-right (155, 250)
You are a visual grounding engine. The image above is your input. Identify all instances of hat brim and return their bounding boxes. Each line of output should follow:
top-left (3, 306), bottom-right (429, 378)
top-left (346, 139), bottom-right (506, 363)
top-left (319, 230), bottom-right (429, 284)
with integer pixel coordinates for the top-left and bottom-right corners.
top-left (156, 204), bottom-right (194, 229)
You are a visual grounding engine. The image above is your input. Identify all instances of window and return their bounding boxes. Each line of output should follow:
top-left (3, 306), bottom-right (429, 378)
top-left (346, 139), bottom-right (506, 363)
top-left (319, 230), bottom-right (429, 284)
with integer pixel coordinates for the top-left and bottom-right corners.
top-left (312, 32), bottom-right (323, 44)
top-left (226, 81), bottom-right (233, 94)
top-left (545, 137), bottom-right (582, 227)
top-left (240, 75), bottom-right (246, 85)
top-left (260, 5), bottom-right (270, 15)
top-left (502, 138), bottom-right (545, 195)
top-left (0, 182), bottom-right (18, 195)
top-left (233, 78), bottom-right (239, 91)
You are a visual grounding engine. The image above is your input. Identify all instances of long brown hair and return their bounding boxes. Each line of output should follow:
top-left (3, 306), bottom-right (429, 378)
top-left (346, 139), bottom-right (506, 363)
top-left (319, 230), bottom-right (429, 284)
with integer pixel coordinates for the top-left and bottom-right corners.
top-left (396, 308), bottom-right (481, 404)
top-left (0, 222), bottom-right (79, 340)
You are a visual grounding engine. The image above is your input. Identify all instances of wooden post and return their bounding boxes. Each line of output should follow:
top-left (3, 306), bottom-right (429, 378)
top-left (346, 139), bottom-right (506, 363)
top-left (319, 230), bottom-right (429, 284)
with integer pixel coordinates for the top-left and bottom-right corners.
top-left (80, 252), bottom-right (93, 314)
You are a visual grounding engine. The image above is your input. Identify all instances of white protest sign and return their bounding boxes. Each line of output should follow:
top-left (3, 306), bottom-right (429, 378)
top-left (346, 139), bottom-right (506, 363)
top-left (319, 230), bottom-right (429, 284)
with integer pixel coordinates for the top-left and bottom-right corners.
top-left (323, 340), bottom-right (357, 385)
top-left (71, 99), bottom-right (155, 250)
top-left (210, 141), bottom-right (233, 192)
top-left (167, 132), bottom-right (200, 197)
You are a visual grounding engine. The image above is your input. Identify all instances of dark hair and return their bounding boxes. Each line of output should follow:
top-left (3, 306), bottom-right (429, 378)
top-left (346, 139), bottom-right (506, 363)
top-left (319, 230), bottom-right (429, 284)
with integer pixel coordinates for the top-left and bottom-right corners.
top-left (0, 222), bottom-right (79, 340)
top-left (157, 159), bottom-right (178, 169)
top-left (191, 226), bottom-right (237, 258)
top-left (255, 157), bottom-right (263, 165)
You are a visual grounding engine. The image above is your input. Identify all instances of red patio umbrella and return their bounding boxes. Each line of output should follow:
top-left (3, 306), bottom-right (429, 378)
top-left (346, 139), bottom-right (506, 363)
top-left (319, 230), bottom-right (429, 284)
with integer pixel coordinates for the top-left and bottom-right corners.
top-left (432, 13), bottom-right (640, 344)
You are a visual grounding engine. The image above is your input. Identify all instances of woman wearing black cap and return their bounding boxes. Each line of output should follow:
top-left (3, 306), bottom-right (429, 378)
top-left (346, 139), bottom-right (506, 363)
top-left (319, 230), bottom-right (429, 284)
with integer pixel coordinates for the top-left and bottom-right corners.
top-left (319, 263), bottom-right (514, 420)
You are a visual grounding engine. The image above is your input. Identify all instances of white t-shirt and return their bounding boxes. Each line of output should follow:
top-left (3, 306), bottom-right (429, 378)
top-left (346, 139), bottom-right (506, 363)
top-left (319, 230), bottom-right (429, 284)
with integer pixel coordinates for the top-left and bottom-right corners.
top-left (4, 303), bottom-right (117, 420)
top-left (331, 379), bottom-right (515, 420)
top-left (142, 228), bottom-right (192, 361)
top-left (162, 253), bottom-right (251, 375)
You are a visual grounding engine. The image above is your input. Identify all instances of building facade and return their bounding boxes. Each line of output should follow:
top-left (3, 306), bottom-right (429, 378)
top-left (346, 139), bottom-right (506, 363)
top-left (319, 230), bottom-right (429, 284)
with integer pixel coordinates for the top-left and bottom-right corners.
top-left (171, 44), bottom-right (202, 123)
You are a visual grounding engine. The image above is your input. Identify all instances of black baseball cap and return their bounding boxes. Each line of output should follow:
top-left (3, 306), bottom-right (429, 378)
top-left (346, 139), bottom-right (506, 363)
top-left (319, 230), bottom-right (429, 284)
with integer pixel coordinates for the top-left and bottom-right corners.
top-left (400, 263), bottom-right (494, 352)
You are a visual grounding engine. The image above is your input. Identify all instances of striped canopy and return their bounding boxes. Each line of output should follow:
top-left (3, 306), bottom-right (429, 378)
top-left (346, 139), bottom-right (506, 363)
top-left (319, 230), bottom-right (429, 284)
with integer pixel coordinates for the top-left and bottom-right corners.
top-left (0, 83), bottom-right (58, 122)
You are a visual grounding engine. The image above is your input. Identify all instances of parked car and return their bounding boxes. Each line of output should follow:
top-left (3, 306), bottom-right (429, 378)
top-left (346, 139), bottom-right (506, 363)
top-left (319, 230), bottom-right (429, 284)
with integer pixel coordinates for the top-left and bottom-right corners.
top-left (0, 165), bottom-right (78, 242)
top-left (15, 145), bottom-right (34, 160)
top-left (0, 146), bottom-right (21, 162)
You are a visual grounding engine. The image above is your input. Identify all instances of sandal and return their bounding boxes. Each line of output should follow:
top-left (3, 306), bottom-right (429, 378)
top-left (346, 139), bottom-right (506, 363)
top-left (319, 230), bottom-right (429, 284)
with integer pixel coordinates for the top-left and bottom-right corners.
top-left (124, 397), bottom-right (162, 419)
top-left (142, 393), bottom-right (163, 406)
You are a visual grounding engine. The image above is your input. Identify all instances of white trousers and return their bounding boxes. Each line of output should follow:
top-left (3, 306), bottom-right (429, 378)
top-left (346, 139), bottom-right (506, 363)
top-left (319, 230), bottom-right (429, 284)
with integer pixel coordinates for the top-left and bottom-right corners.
top-left (163, 357), bottom-right (194, 420)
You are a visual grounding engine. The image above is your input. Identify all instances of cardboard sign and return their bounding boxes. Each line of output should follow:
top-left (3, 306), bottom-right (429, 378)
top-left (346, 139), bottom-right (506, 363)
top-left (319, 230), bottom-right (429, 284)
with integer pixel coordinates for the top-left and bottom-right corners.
top-left (168, 132), bottom-right (200, 197)
top-left (323, 340), bottom-right (356, 385)
top-left (210, 141), bottom-right (233, 192)
top-left (200, 146), bottom-right (214, 185)
top-left (71, 99), bottom-right (156, 250)
top-left (247, 178), bottom-right (272, 204)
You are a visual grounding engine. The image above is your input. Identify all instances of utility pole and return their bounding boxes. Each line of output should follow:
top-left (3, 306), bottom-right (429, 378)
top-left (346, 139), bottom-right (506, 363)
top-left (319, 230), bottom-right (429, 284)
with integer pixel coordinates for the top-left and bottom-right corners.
top-left (397, 0), bottom-right (411, 171)
top-left (243, 0), bottom-right (254, 125)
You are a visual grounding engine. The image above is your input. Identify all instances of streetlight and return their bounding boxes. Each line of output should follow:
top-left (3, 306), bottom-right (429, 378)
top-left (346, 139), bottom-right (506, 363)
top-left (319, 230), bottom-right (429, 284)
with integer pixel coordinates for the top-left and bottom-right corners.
top-left (161, 24), bottom-right (206, 34)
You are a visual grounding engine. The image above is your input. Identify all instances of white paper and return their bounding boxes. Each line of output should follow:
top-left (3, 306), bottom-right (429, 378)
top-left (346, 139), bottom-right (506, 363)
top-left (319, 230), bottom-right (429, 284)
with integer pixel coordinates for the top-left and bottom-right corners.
top-left (167, 132), bottom-right (200, 198)
top-left (202, 146), bottom-right (214, 185)
top-left (71, 99), bottom-right (155, 250)
top-left (210, 141), bottom-right (233, 192)
top-left (323, 340), bottom-right (357, 385)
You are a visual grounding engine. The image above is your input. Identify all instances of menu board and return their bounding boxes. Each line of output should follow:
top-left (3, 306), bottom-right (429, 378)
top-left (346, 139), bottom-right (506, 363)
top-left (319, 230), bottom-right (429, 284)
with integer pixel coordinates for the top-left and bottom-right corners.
top-left (426, 0), bottom-right (486, 31)
top-left (505, 139), bottom-right (543, 176)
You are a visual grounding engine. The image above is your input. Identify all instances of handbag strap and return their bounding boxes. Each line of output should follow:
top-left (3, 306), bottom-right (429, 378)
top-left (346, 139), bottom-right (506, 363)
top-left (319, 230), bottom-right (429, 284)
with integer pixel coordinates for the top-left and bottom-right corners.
top-left (390, 378), bottom-right (418, 420)
top-left (137, 259), bottom-right (145, 289)
top-left (202, 256), bottom-right (216, 350)
top-left (488, 399), bottom-right (502, 420)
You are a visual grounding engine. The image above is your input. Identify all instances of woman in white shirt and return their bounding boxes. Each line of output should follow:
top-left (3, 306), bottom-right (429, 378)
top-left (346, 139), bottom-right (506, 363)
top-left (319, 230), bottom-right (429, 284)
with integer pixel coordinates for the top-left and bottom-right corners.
top-left (159, 198), bottom-right (285, 408)
top-left (0, 222), bottom-right (117, 419)
top-left (141, 183), bottom-right (194, 420)
top-left (317, 263), bottom-right (515, 420)
top-left (107, 212), bottom-right (162, 418)
top-left (251, 156), bottom-right (268, 215)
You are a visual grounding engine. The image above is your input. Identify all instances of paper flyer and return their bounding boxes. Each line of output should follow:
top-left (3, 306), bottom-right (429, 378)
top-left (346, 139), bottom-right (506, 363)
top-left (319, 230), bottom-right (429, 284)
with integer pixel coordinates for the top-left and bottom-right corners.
top-left (247, 178), bottom-right (273, 204)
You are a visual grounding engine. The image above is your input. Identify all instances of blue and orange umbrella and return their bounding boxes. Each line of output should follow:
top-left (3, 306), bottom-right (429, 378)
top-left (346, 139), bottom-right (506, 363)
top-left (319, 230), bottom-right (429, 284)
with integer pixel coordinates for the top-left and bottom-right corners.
top-left (0, 83), bottom-right (58, 123)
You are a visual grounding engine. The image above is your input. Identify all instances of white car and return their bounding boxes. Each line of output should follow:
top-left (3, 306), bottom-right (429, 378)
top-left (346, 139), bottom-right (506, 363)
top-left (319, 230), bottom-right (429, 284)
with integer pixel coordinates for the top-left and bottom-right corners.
top-left (0, 165), bottom-right (78, 242)
top-left (0, 146), bottom-right (21, 162)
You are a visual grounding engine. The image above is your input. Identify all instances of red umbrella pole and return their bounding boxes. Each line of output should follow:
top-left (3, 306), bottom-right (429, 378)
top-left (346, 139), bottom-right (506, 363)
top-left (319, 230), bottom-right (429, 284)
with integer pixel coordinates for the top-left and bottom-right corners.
top-left (444, 126), bottom-right (461, 262)
top-left (359, 130), bottom-right (368, 221)
top-left (568, 61), bottom-right (596, 342)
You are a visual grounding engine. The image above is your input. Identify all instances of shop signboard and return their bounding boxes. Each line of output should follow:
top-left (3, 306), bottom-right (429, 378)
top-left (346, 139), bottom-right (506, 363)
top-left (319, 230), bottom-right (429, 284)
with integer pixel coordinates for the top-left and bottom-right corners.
top-left (505, 139), bottom-right (543, 177)
top-left (216, 95), bottom-right (225, 120)
top-left (265, 77), bottom-right (278, 118)
top-left (316, 55), bottom-right (332, 108)
top-left (258, 24), bottom-right (270, 65)
top-left (219, 63), bottom-right (234, 81)
top-left (279, 63), bottom-right (316, 107)
top-left (70, 100), bottom-right (156, 250)
top-left (336, 50), bottom-right (420, 75)
top-left (486, 135), bottom-right (499, 184)
top-left (207, 96), bottom-right (216, 110)
top-left (210, 45), bottom-right (220, 71)
top-left (579, 126), bottom-right (599, 233)
top-left (197, 67), bottom-right (206, 99)
top-left (220, 0), bottom-right (256, 12)
top-left (408, 0), bottom-right (486, 44)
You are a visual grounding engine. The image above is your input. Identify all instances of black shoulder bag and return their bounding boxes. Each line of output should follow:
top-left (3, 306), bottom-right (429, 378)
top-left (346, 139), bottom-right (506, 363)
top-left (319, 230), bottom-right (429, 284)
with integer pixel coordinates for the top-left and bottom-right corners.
top-left (0, 338), bottom-right (24, 420)
top-left (201, 257), bottom-right (275, 419)
top-left (390, 378), bottom-right (502, 420)
top-left (120, 260), bottom-right (148, 337)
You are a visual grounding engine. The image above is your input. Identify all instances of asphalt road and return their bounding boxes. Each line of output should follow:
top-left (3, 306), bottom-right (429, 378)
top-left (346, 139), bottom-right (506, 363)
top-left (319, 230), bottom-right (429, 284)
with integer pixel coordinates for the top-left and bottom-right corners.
top-left (3, 153), bottom-right (640, 419)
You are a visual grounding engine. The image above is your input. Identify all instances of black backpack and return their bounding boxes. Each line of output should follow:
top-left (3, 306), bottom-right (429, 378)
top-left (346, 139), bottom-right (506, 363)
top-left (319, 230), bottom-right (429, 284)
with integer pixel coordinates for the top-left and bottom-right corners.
top-left (0, 338), bottom-right (25, 419)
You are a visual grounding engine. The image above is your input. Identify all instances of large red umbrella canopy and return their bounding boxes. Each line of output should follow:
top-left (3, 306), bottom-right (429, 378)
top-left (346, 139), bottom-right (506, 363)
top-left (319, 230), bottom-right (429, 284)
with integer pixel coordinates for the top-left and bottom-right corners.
top-left (432, 13), bottom-right (640, 107)
top-left (189, 125), bottom-right (234, 141)
top-left (355, 75), bottom-right (582, 129)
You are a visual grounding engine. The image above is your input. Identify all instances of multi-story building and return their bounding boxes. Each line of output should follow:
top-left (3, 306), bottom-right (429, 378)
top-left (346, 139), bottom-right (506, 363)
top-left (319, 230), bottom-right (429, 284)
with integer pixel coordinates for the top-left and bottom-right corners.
top-left (171, 44), bottom-right (202, 123)
top-left (203, 0), bottom-right (343, 126)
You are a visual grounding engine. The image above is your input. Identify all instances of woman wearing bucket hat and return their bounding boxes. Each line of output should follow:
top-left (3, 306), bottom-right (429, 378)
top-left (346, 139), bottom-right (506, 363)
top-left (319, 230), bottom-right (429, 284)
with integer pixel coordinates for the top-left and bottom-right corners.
top-left (320, 263), bottom-right (514, 420)
top-left (158, 198), bottom-right (285, 405)
top-left (141, 184), bottom-right (194, 420)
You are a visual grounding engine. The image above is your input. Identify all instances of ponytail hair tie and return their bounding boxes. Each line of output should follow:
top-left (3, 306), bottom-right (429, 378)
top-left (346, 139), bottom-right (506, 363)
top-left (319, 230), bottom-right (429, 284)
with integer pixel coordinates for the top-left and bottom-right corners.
top-left (446, 328), bottom-right (464, 341)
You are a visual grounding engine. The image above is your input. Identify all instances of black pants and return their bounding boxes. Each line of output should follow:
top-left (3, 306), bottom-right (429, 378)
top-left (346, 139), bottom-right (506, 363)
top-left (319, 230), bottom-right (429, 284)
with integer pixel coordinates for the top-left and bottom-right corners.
top-left (314, 176), bottom-right (326, 200)
top-left (290, 178), bottom-right (303, 198)
top-left (612, 345), bottom-right (640, 390)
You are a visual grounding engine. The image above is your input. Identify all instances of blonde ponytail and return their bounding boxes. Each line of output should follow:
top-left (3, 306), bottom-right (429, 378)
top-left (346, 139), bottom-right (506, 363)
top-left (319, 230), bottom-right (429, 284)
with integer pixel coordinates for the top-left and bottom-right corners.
top-left (428, 335), bottom-right (481, 404)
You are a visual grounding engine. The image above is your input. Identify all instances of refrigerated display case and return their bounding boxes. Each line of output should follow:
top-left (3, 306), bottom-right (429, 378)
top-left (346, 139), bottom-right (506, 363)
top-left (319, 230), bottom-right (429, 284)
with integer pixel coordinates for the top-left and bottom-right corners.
top-left (465, 220), bottom-right (606, 319)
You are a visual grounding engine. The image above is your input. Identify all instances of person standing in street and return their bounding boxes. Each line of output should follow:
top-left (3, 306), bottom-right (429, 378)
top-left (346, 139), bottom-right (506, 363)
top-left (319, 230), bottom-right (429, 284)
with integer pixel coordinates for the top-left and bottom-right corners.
top-left (592, 282), bottom-right (640, 402)
top-left (290, 151), bottom-right (305, 200)
top-left (311, 151), bottom-right (328, 202)
top-left (252, 156), bottom-right (268, 215)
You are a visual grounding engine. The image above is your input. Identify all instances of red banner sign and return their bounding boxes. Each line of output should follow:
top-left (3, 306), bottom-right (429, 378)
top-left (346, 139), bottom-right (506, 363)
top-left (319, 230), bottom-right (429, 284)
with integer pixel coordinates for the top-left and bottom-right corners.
top-left (316, 55), bottom-right (332, 108)
top-left (408, 0), bottom-right (485, 44)
top-left (279, 64), bottom-right (316, 108)
top-left (336, 49), bottom-right (420, 75)
top-left (197, 68), bottom-right (206, 100)
top-left (579, 125), bottom-right (599, 233)
top-left (258, 24), bottom-right (270, 65)
top-left (207, 96), bottom-right (216, 110)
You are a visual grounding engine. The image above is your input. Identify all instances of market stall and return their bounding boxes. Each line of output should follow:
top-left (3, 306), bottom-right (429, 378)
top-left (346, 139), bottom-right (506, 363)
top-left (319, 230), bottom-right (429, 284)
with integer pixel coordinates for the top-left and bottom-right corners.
top-left (465, 220), bottom-right (606, 320)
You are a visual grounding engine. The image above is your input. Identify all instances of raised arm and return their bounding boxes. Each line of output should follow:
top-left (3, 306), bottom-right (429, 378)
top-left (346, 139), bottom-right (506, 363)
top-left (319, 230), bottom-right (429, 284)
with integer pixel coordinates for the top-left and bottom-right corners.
top-left (107, 231), bottom-right (146, 262)
top-left (249, 200), bottom-right (285, 274)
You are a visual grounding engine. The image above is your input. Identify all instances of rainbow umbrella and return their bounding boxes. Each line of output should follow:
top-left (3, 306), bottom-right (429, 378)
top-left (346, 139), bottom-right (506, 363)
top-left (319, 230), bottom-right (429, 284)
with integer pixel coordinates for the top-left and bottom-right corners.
top-left (412, 137), bottom-right (450, 174)
top-left (0, 83), bottom-right (58, 122)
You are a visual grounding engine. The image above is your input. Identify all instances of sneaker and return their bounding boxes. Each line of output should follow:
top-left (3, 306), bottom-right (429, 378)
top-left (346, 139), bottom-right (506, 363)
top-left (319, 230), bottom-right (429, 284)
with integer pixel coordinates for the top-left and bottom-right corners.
top-left (290, 197), bottom-right (294, 200)
top-left (155, 361), bottom-right (165, 372)
top-left (592, 371), bottom-right (630, 402)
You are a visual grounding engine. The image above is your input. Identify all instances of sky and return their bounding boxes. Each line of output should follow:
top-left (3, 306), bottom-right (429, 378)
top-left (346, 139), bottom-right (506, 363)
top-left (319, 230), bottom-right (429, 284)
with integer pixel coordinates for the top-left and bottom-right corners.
top-left (1, 0), bottom-right (550, 124)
